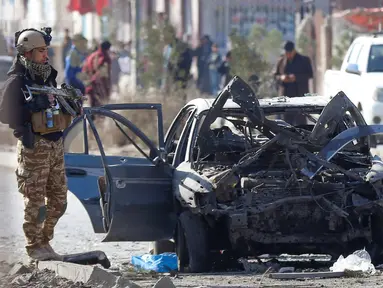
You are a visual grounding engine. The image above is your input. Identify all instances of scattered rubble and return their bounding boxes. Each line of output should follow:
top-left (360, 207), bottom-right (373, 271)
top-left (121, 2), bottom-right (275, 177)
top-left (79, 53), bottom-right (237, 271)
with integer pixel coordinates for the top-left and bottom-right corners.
top-left (152, 276), bottom-right (176, 288)
top-left (37, 261), bottom-right (141, 288)
top-left (7, 263), bottom-right (31, 276)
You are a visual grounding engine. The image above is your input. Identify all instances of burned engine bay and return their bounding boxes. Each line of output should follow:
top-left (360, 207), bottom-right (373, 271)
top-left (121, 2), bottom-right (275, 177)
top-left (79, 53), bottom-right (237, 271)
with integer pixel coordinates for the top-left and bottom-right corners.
top-left (193, 76), bottom-right (383, 256)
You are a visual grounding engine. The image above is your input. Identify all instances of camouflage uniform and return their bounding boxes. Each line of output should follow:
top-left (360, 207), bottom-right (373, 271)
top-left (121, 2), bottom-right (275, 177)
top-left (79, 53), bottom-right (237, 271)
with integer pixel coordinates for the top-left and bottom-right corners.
top-left (16, 137), bottom-right (67, 255)
top-left (0, 28), bottom-right (73, 261)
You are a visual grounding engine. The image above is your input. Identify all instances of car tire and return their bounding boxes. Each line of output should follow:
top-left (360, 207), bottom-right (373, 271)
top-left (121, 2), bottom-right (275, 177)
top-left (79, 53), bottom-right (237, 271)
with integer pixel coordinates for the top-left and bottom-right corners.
top-left (176, 211), bottom-right (210, 273)
top-left (370, 136), bottom-right (378, 148)
top-left (369, 210), bottom-right (383, 264)
top-left (153, 240), bottom-right (175, 255)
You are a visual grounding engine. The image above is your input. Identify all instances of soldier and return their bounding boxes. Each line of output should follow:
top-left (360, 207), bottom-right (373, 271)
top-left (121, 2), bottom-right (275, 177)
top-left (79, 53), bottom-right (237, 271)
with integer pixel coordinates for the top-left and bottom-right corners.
top-left (0, 27), bottom-right (75, 261)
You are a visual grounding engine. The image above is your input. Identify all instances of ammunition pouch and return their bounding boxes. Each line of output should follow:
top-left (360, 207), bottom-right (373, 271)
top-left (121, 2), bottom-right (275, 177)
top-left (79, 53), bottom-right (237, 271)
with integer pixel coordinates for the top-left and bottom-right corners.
top-left (31, 110), bottom-right (72, 135)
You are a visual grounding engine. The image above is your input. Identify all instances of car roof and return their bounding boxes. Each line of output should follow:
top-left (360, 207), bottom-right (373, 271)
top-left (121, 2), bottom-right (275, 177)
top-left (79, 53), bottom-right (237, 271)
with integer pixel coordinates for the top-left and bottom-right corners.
top-left (354, 35), bottom-right (383, 45)
top-left (187, 95), bottom-right (331, 114)
top-left (0, 55), bottom-right (13, 62)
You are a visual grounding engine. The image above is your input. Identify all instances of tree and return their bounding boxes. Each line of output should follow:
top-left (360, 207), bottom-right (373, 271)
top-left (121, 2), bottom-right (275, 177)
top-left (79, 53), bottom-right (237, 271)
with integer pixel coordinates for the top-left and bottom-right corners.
top-left (229, 28), bottom-right (269, 83)
top-left (332, 31), bottom-right (354, 70)
top-left (248, 24), bottom-right (283, 62)
top-left (137, 19), bottom-right (168, 89)
top-left (229, 24), bottom-right (283, 98)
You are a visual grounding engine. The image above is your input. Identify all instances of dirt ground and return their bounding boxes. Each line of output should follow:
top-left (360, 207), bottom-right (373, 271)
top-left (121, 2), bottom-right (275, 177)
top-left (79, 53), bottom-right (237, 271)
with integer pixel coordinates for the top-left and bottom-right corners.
top-left (1, 260), bottom-right (383, 288)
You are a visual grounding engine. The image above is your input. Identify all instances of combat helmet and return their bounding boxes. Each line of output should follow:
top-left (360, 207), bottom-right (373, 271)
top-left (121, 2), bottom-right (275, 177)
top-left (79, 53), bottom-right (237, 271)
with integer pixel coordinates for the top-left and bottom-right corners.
top-left (15, 27), bottom-right (52, 54)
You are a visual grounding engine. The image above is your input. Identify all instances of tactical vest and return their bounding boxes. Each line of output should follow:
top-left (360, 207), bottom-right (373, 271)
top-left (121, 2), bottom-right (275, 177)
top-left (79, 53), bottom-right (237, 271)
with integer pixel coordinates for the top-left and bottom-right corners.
top-left (23, 77), bottom-right (72, 135)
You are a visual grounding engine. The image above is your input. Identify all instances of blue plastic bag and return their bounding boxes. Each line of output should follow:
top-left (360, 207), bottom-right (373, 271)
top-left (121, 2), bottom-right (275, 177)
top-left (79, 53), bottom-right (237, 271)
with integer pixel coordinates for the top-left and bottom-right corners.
top-left (131, 253), bottom-right (178, 273)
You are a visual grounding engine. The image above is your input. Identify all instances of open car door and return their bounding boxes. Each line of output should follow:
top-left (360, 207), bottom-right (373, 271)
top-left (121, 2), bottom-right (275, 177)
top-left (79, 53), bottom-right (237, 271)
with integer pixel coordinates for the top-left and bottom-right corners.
top-left (64, 104), bottom-right (176, 242)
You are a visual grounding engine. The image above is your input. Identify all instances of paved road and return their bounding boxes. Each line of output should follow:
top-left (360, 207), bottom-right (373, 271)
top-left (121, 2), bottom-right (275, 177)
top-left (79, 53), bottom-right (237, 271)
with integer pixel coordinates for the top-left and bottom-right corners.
top-left (0, 153), bottom-right (148, 268)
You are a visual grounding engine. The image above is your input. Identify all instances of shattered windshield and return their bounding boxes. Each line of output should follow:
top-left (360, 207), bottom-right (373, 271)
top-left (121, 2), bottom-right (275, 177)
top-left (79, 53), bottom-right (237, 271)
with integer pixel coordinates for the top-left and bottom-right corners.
top-left (195, 109), bottom-right (323, 163)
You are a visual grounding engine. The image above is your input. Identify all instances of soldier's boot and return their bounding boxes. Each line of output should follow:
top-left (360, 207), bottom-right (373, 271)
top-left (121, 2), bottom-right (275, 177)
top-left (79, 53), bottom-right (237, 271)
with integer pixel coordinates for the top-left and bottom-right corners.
top-left (43, 243), bottom-right (63, 261)
top-left (28, 246), bottom-right (55, 261)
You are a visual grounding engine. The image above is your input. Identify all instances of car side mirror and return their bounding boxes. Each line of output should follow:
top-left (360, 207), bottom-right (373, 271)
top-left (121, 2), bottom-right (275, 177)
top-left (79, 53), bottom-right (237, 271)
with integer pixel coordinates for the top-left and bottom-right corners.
top-left (345, 63), bottom-right (361, 75)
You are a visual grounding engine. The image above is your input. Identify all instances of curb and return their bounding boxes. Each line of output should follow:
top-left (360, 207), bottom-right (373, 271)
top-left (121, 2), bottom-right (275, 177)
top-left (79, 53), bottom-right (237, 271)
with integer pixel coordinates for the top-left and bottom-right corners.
top-left (37, 261), bottom-right (141, 288)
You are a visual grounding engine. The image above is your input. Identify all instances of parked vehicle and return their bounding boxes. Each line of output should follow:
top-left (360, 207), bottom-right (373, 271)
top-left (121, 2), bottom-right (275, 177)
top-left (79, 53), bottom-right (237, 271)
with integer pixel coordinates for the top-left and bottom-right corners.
top-left (323, 32), bottom-right (383, 145)
top-left (64, 76), bottom-right (383, 273)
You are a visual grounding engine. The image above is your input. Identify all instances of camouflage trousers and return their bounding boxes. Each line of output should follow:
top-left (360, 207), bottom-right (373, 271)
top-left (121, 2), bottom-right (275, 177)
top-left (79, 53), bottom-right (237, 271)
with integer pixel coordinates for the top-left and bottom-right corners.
top-left (16, 137), bottom-right (68, 255)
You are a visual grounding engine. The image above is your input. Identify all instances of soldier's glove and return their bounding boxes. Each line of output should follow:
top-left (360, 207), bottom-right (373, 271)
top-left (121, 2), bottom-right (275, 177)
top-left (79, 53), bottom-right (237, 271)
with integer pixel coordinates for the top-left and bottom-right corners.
top-left (28, 94), bottom-right (51, 112)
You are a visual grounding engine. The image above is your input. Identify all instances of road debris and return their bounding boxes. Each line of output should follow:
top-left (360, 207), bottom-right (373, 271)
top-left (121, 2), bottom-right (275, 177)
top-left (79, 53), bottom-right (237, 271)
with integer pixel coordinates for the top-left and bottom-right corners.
top-left (278, 267), bottom-right (295, 273)
top-left (269, 271), bottom-right (345, 279)
top-left (152, 276), bottom-right (176, 288)
top-left (37, 260), bottom-right (141, 288)
top-left (7, 263), bottom-right (31, 276)
top-left (330, 249), bottom-right (376, 275)
top-left (131, 253), bottom-right (178, 273)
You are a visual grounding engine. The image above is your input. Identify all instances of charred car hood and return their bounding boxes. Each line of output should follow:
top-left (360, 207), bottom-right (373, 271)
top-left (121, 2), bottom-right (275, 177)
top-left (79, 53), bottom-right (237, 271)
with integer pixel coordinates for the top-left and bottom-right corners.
top-left (197, 76), bottom-right (367, 150)
top-left (198, 76), bottom-right (265, 139)
top-left (195, 76), bottom-right (379, 188)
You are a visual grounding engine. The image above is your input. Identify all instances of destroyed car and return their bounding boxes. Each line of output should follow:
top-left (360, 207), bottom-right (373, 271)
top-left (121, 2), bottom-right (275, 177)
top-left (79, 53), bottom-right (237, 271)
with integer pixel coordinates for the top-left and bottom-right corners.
top-left (64, 76), bottom-right (383, 273)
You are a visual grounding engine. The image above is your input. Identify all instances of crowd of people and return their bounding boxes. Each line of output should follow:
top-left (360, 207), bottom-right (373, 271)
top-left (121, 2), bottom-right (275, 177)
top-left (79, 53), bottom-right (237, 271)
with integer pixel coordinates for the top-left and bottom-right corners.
top-left (60, 29), bottom-right (132, 108)
top-left (58, 27), bottom-right (234, 106)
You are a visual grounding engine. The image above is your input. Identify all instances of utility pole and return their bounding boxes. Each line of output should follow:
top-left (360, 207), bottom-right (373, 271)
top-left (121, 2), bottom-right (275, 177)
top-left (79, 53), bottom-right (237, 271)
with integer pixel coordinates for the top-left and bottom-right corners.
top-left (380, 0), bottom-right (383, 32)
top-left (130, 0), bottom-right (140, 92)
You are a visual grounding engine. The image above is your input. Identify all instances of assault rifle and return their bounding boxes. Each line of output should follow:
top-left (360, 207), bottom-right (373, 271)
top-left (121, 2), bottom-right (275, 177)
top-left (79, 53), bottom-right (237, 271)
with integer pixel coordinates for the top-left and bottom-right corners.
top-left (21, 83), bottom-right (86, 116)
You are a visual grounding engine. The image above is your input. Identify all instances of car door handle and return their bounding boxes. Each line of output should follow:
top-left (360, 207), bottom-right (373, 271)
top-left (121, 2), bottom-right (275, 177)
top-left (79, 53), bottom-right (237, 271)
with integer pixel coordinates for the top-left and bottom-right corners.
top-left (83, 197), bottom-right (100, 205)
top-left (66, 168), bottom-right (87, 177)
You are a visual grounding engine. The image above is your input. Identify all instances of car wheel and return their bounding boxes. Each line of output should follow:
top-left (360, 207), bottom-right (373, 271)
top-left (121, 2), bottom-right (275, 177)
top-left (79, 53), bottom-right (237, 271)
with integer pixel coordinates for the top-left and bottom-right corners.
top-left (152, 240), bottom-right (175, 255)
top-left (369, 210), bottom-right (383, 264)
top-left (370, 136), bottom-right (378, 148)
top-left (176, 211), bottom-right (210, 273)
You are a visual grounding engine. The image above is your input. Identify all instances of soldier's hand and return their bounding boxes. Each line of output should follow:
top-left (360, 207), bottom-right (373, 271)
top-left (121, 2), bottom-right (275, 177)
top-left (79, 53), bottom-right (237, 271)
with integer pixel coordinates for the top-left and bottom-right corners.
top-left (47, 94), bottom-right (55, 105)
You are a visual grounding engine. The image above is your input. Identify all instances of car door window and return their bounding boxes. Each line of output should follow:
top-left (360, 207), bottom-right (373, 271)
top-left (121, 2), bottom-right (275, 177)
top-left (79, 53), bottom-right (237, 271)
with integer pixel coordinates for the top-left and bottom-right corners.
top-left (164, 106), bottom-right (196, 162)
top-left (348, 43), bottom-right (363, 64)
top-left (64, 104), bottom-right (164, 159)
top-left (173, 109), bottom-right (196, 166)
top-left (63, 104), bottom-right (166, 235)
top-left (367, 44), bottom-right (383, 72)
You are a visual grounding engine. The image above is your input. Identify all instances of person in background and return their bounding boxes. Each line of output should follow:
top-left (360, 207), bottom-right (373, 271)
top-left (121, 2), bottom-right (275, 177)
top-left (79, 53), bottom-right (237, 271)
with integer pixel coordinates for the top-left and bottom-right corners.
top-left (64, 34), bottom-right (88, 94)
top-left (273, 41), bottom-right (313, 125)
top-left (194, 35), bottom-right (212, 94)
top-left (273, 41), bottom-right (313, 98)
top-left (90, 39), bottom-right (99, 53)
top-left (218, 51), bottom-right (232, 90)
top-left (162, 25), bottom-right (193, 97)
top-left (208, 43), bottom-right (222, 96)
top-left (82, 40), bottom-right (112, 107)
top-left (248, 74), bottom-right (260, 94)
top-left (61, 28), bottom-right (72, 69)
top-left (110, 47), bottom-right (121, 93)
top-left (0, 29), bottom-right (7, 55)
